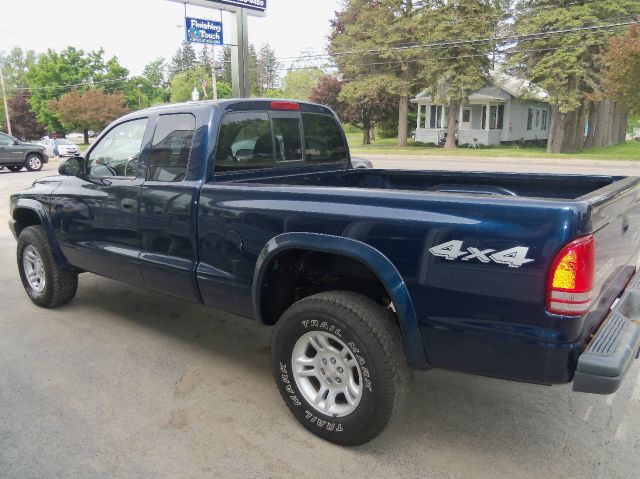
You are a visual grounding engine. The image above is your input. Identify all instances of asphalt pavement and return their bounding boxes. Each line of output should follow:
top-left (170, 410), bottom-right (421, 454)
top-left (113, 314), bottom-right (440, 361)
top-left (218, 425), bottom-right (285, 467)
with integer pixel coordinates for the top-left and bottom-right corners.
top-left (1, 159), bottom-right (639, 479)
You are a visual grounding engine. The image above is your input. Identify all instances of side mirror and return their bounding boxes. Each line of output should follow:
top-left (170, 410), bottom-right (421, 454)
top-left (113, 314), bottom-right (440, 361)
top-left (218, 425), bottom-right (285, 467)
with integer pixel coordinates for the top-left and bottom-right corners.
top-left (59, 156), bottom-right (86, 176)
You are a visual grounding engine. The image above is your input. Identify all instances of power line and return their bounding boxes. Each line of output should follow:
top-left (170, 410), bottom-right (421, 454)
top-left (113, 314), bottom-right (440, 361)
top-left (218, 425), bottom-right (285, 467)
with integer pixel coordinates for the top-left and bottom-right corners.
top-left (274, 19), bottom-right (635, 64)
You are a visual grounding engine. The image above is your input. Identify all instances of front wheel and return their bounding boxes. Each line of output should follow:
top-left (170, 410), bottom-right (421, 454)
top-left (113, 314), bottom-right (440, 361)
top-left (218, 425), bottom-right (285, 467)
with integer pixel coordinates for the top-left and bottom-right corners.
top-left (17, 225), bottom-right (78, 308)
top-left (271, 291), bottom-right (412, 446)
top-left (25, 154), bottom-right (43, 171)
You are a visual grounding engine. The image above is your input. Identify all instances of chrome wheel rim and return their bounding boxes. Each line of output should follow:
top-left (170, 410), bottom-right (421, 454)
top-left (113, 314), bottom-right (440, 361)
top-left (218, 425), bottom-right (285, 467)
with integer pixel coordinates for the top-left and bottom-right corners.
top-left (292, 330), bottom-right (363, 418)
top-left (28, 157), bottom-right (42, 170)
top-left (23, 245), bottom-right (46, 293)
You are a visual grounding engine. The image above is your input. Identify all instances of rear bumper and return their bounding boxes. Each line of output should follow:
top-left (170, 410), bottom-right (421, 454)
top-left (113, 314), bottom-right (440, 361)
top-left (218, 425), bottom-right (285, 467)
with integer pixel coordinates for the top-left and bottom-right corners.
top-left (573, 271), bottom-right (640, 394)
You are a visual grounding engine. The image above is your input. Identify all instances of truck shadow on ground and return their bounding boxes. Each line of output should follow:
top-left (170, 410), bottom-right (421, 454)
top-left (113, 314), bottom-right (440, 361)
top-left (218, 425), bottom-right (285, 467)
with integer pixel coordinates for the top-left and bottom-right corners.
top-left (67, 273), bottom-right (638, 472)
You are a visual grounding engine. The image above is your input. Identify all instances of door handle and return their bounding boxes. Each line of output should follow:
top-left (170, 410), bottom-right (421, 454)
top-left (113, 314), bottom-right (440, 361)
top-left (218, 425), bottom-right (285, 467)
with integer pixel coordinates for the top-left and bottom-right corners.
top-left (121, 199), bottom-right (137, 209)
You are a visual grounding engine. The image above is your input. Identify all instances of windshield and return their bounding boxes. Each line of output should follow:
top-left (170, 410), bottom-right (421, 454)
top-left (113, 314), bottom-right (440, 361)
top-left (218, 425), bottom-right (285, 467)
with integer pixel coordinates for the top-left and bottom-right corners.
top-left (56, 139), bottom-right (74, 145)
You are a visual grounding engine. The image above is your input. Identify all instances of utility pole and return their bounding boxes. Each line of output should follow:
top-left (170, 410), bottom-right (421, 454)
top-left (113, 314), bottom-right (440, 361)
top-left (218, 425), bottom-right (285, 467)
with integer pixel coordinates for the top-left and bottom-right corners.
top-left (0, 65), bottom-right (12, 136)
top-left (211, 44), bottom-right (218, 100)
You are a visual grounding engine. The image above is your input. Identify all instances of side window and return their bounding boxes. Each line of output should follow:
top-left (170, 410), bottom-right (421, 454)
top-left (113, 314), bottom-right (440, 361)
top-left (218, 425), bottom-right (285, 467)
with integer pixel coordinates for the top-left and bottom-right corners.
top-left (271, 117), bottom-right (303, 163)
top-left (0, 133), bottom-right (12, 145)
top-left (147, 114), bottom-right (196, 182)
top-left (87, 118), bottom-right (147, 177)
top-left (301, 113), bottom-right (348, 165)
top-left (215, 112), bottom-right (273, 173)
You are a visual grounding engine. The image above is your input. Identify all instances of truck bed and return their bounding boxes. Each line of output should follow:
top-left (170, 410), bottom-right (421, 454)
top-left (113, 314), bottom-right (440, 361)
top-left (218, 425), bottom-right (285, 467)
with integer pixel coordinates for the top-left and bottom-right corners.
top-left (237, 168), bottom-right (619, 200)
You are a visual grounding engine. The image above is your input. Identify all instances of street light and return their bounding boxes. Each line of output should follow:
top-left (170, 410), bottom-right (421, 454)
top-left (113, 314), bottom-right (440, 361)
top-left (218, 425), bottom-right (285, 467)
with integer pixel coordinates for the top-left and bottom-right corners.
top-left (137, 84), bottom-right (142, 109)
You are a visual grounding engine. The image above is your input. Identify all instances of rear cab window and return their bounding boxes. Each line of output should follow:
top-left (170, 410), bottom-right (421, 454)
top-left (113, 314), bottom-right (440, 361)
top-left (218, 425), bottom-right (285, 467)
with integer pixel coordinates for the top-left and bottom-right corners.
top-left (212, 108), bottom-right (348, 176)
top-left (147, 113), bottom-right (196, 182)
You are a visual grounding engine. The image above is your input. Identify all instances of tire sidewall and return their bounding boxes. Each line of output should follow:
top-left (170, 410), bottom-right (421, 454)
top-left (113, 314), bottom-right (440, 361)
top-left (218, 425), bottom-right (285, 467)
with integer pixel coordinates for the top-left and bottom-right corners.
top-left (272, 304), bottom-right (383, 444)
top-left (17, 228), bottom-right (54, 306)
top-left (26, 154), bottom-right (43, 171)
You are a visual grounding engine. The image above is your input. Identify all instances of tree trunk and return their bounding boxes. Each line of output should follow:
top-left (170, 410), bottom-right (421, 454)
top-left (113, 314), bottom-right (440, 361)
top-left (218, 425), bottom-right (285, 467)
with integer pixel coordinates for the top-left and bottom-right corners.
top-left (362, 125), bottom-right (371, 145)
top-left (444, 99), bottom-right (459, 149)
top-left (397, 95), bottom-right (409, 147)
top-left (83, 128), bottom-right (89, 146)
top-left (547, 106), bottom-right (563, 153)
top-left (584, 102), bottom-right (596, 149)
top-left (593, 100), bottom-right (607, 148)
top-left (370, 125), bottom-right (376, 141)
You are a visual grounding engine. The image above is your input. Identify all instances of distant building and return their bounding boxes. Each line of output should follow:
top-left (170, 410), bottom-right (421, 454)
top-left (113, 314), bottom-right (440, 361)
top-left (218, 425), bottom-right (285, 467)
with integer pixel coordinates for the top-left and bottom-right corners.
top-left (412, 71), bottom-right (550, 146)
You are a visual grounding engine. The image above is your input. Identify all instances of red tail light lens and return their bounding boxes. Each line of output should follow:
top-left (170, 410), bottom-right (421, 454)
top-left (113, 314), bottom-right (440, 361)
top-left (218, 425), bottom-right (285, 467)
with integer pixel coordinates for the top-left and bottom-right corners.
top-left (270, 101), bottom-right (299, 111)
top-left (546, 235), bottom-right (595, 316)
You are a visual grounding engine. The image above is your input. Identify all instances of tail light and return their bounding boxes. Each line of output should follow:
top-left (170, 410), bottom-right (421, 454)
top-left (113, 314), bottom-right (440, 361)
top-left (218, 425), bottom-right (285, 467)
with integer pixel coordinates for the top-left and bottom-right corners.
top-left (270, 101), bottom-right (299, 111)
top-left (546, 235), bottom-right (595, 316)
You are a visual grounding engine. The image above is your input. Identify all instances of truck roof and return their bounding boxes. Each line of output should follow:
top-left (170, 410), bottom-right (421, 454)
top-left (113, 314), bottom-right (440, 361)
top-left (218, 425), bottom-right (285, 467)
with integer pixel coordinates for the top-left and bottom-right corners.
top-left (132, 99), bottom-right (336, 117)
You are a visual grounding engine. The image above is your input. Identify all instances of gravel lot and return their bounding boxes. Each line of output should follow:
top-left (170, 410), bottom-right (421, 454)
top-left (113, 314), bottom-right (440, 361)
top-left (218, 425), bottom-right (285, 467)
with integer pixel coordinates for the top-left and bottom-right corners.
top-left (1, 159), bottom-right (639, 479)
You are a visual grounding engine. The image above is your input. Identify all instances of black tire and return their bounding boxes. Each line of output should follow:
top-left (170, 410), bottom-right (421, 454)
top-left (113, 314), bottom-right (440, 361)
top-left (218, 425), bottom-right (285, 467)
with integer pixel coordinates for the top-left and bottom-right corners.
top-left (271, 291), bottom-right (412, 446)
top-left (25, 154), bottom-right (44, 171)
top-left (7, 165), bottom-right (22, 172)
top-left (17, 225), bottom-right (78, 308)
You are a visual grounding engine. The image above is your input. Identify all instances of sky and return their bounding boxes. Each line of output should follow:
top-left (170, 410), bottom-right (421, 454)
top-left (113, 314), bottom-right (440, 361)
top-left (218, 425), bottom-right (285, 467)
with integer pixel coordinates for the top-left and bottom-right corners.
top-left (0, 0), bottom-right (343, 75)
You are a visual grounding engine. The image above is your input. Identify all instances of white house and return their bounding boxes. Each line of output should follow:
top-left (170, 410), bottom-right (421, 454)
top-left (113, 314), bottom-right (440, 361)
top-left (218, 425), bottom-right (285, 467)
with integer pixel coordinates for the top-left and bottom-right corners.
top-left (412, 71), bottom-right (550, 146)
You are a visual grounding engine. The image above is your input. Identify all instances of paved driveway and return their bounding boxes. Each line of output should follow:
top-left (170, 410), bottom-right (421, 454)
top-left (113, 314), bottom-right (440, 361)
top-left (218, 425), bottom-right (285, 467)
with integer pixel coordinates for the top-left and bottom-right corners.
top-left (1, 162), bottom-right (639, 479)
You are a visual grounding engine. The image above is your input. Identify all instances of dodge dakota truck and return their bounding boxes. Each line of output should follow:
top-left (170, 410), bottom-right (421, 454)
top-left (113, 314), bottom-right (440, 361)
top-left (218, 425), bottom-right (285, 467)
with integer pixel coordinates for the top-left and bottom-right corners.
top-left (9, 100), bottom-right (640, 445)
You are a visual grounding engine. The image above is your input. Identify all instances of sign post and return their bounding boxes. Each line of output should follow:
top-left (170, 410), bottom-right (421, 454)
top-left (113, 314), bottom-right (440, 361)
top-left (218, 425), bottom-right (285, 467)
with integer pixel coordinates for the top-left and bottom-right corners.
top-left (168, 0), bottom-right (267, 98)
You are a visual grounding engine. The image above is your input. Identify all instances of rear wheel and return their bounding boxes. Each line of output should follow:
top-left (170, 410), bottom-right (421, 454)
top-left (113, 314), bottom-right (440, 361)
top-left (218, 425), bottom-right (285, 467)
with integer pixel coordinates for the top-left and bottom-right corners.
top-left (25, 154), bottom-right (43, 171)
top-left (17, 225), bottom-right (78, 308)
top-left (271, 291), bottom-right (412, 446)
top-left (7, 165), bottom-right (22, 172)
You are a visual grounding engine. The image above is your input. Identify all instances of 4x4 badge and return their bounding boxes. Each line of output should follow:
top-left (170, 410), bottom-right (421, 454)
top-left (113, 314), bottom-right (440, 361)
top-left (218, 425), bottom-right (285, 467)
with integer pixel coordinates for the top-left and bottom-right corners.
top-left (429, 240), bottom-right (534, 268)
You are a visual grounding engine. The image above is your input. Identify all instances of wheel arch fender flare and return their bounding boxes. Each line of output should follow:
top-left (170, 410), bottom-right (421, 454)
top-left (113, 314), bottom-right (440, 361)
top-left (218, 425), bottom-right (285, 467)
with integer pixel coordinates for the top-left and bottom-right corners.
top-left (252, 232), bottom-right (427, 369)
top-left (12, 198), bottom-right (69, 268)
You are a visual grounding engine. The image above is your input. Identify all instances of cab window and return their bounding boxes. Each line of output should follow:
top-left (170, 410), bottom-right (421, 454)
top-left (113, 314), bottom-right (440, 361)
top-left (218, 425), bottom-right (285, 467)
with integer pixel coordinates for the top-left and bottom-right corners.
top-left (87, 118), bottom-right (147, 177)
top-left (272, 117), bottom-right (303, 163)
top-left (215, 112), bottom-right (274, 173)
top-left (147, 114), bottom-right (196, 182)
top-left (301, 114), bottom-right (348, 165)
top-left (0, 133), bottom-right (13, 145)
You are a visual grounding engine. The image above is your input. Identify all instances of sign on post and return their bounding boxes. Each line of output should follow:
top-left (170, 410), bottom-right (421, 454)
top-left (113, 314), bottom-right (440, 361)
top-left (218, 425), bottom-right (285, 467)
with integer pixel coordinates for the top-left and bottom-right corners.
top-left (211, 0), bottom-right (266, 13)
top-left (185, 17), bottom-right (224, 45)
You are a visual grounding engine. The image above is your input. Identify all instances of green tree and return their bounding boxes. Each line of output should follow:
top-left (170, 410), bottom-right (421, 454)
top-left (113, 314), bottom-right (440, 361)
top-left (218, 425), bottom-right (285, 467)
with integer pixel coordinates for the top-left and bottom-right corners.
top-left (26, 47), bottom-right (93, 132)
top-left (280, 68), bottom-right (324, 101)
top-left (339, 75), bottom-right (399, 144)
top-left (257, 43), bottom-right (280, 92)
top-left (426, 0), bottom-right (503, 148)
top-left (510, 0), bottom-right (640, 152)
top-left (169, 41), bottom-right (197, 79)
top-left (329, 1), bottom-right (432, 147)
top-left (170, 66), bottom-right (231, 102)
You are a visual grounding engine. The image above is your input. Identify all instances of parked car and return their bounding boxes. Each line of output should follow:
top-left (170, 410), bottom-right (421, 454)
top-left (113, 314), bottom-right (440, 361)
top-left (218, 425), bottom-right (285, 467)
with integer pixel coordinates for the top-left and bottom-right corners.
top-left (9, 100), bottom-right (640, 446)
top-left (40, 138), bottom-right (80, 158)
top-left (0, 131), bottom-right (48, 171)
top-left (350, 157), bottom-right (373, 169)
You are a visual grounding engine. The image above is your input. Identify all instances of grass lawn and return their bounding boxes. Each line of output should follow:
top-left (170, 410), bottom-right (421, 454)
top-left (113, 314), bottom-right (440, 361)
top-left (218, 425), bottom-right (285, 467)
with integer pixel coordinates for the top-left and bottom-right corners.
top-left (347, 133), bottom-right (640, 160)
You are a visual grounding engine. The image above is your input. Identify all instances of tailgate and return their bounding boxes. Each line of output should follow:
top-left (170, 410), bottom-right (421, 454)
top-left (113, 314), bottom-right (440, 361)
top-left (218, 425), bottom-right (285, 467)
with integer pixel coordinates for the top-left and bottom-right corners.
top-left (584, 177), bottom-right (640, 331)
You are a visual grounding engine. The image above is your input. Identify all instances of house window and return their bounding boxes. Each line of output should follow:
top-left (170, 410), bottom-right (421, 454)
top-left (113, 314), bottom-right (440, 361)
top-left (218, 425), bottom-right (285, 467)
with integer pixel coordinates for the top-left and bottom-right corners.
top-left (430, 105), bottom-right (444, 129)
top-left (527, 108), bottom-right (534, 131)
top-left (488, 105), bottom-right (504, 130)
top-left (462, 109), bottom-right (471, 123)
top-left (541, 109), bottom-right (548, 131)
top-left (536, 108), bottom-right (540, 127)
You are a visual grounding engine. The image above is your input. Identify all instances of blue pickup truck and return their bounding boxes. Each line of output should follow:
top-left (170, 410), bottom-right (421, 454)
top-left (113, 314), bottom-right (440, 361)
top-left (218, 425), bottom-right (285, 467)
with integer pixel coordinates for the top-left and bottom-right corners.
top-left (9, 100), bottom-right (640, 445)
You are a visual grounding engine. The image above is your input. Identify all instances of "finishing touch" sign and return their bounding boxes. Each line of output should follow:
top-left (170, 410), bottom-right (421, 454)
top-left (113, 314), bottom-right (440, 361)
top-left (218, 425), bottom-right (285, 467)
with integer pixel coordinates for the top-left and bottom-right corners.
top-left (185, 17), bottom-right (224, 46)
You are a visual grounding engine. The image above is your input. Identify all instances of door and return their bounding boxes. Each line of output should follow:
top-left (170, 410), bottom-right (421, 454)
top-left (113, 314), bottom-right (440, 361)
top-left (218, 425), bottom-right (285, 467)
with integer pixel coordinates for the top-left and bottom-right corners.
top-left (52, 117), bottom-right (150, 286)
top-left (461, 108), bottom-right (472, 129)
top-left (139, 113), bottom-right (200, 302)
top-left (0, 132), bottom-right (12, 163)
